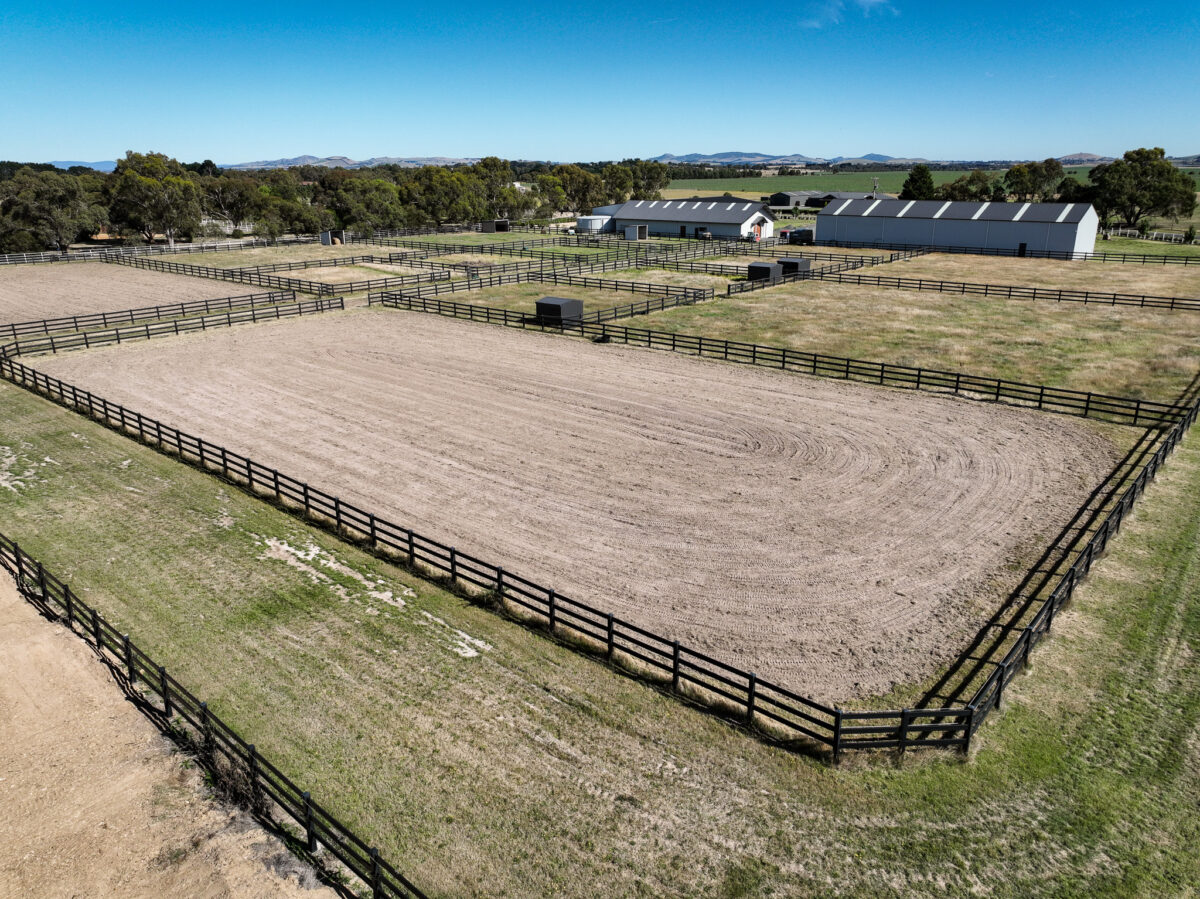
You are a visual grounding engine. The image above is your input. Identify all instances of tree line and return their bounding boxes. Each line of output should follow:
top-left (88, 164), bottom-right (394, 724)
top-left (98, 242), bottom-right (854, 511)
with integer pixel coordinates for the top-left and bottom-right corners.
top-left (0, 152), bottom-right (675, 253)
top-left (897, 149), bottom-right (1197, 230)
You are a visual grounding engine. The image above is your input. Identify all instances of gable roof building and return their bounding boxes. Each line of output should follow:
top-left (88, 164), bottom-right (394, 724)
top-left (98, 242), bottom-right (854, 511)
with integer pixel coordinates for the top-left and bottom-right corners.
top-left (816, 199), bottom-right (1098, 258)
top-left (593, 199), bottom-right (775, 239)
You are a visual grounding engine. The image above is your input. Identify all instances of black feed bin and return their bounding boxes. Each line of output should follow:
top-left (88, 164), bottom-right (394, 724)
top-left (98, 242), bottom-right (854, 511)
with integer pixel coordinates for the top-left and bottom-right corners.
top-left (535, 296), bottom-right (584, 325)
top-left (747, 262), bottom-right (783, 281)
top-left (777, 257), bottom-right (812, 275)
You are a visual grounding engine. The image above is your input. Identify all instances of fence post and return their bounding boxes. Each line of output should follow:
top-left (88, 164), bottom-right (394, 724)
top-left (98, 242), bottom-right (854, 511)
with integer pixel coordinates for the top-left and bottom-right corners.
top-left (832, 709), bottom-right (843, 764)
top-left (899, 708), bottom-right (912, 755)
top-left (64, 584), bottom-right (74, 627)
top-left (671, 641), bottom-right (681, 691)
top-left (123, 634), bottom-right (136, 683)
top-left (248, 744), bottom-right (261, 806)
top-left (302, 791), bottom-right (318, 852)
top-left (91, 606), bottom-right (102, 648)
top-left (747, 673), bottom-right (757, 724)
top-left (159, 665), bottom-right (171, 717)
top-left (548, 589), bottom-right (556, 631)
top-left (606, 614), bottom-right (615, 660)
top-left (371, 848), bottom-right (382, 898)
top-left (201, 701), bottom-right (213, 759)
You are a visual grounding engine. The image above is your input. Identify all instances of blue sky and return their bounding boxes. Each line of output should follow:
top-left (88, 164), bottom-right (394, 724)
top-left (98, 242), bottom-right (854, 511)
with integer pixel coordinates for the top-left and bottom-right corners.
top-left (1, 0), bottom-right (1196, 164)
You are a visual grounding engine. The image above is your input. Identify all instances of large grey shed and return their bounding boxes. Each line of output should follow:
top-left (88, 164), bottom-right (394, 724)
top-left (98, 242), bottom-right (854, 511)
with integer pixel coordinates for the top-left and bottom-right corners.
top-left (816, 199), bottom-right (1099, 258)
top-left (535, 297), bottom-right (584, 324)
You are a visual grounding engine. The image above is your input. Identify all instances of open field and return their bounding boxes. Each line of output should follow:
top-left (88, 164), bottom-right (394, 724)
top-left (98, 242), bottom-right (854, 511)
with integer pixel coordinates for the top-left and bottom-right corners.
top-left (623, 281), bottom-right (1200, 403)
top-left (1095, 236), bottom-right (1200, 257)
top-left (665, 171), bottom-right (976, 199)
top-left (0, 262), bottom-right (257, 323)
top-left (885, 252), bottom-right (1200, 296)
top-left (2, 373), bottom-right (1197, 897)
top-left (0, 574), bottom-right (330, 899)
top-left (30, 308), bottom-right (1118, 701)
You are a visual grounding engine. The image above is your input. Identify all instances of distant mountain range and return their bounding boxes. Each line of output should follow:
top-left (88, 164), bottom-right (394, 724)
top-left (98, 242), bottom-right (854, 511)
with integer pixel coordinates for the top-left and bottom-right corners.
top-left (42, 151), bottom-right (1197, 172)
top-left (650, 151), bottom-right (1136, 166)
top-left (220, 154), bottom-right (481, 171)
top-left (48, 160), bottom-right (118, 172)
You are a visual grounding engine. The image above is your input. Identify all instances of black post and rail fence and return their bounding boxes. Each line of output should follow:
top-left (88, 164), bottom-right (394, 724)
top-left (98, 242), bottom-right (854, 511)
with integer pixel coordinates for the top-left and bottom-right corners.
top-left (3, 296), bottom-right (1196, 763)
top-left (0, 290), bottom-right (299, 341)
top-left (369, 292), bottom-right (1186, 429)
top-left (0, 534), bottom-right (425, 899)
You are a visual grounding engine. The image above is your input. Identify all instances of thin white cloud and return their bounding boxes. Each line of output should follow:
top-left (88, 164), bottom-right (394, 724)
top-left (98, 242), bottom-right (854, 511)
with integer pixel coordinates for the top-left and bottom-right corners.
top-left (800, 0), bottom-right (899, 29)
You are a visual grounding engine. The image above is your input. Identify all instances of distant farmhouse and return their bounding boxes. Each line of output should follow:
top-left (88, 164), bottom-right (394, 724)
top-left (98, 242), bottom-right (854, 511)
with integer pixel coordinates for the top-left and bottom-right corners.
top-left (816, 199), bottom-right (1099, 258)
top-left (582, 200), bottom-right (775, 240)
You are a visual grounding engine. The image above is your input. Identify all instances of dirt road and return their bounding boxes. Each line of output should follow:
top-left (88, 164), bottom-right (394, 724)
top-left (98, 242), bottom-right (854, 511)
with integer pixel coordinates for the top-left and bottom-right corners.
top-left (0, 574), bottom-right (332, 898)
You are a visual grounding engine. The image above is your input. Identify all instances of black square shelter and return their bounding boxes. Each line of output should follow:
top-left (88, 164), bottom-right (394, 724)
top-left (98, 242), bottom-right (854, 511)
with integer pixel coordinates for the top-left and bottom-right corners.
top-left (535, 297), bottom-right (584, 324)
top-left (776, 257), bottom-right (812, 275)
top-left (747, 262), bottom-right (783, 281)
top-left (481, 219), bottom-right (510, 233)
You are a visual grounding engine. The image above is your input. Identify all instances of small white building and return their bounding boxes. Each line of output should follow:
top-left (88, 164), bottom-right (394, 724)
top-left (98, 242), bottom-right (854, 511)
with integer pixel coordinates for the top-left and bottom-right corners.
top-left (590, 200), bottom-right (775, 240)
top-left (816, 199), bottom-right (1099, 258)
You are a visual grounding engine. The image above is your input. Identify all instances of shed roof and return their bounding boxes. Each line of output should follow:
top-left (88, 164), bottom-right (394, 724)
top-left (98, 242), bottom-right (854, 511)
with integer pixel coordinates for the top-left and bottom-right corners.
top-left (817, 199), bottom-right (1094, 224)
top-left (611, 200), bottom-right (775, 225)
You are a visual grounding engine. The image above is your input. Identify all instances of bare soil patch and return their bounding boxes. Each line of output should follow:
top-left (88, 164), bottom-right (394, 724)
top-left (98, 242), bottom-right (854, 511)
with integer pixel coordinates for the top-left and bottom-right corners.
top-left (33, 308), bottom-right (1118, 701)
top-left (0, 574), bottom-right (332, 899)
top-left (884, 252), bottom-right (1200, 297)
top-left (0, 263), bottom-right (254, 325)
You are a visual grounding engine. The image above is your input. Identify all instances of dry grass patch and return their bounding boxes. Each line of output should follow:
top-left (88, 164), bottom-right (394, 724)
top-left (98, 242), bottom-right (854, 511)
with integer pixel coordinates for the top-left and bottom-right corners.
top-left (626, 281), bottom-right (1200, 402)
top-left (885, 253), bottom-right (1200, 297)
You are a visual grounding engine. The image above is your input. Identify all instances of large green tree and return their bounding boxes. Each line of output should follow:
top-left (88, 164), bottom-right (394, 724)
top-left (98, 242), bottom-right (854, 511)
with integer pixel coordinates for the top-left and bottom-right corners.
top-left (936, 169), bottom-right (996, 201)
top-left (106, 151), bottom-right (202, 247)
top-left (200, 176), bottom-right (261, 232)
top-left (0, 167), bottom-right (106, 251)
top-left (1089, 148), bottom-right (1197, 227)
top-left (899, 164), bottom-right (936, 200)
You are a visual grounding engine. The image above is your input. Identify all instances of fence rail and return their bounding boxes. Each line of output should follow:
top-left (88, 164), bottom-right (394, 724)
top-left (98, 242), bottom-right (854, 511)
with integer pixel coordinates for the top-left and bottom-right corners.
top-left (106, 255), bottom-right (337, 296)
top-left (372, 293), bottom-right (1185, 429)
top-left (6, 297), bottom-right (344, 358)
top-left (0, 536), bottom-right (425, 899)
top-left (818, 238), bottom-right (1200, 265)
top-left (389, 266), bottom-right (714, 304)
top-left (802, 271), bottom-right (1200, 311)
top-left (726, 258), bottom-right (871, 294)
top-left (0, 291), bottom-right (298, 340)
top-left (0, 236), bottom-right (318, 267)
top-left (2, 298), bottom-right (1197, 760)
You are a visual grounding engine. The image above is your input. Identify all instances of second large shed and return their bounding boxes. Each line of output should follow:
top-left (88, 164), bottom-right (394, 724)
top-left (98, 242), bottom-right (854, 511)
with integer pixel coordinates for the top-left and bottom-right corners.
top-left (816, 199), bottom-right (1099, 258)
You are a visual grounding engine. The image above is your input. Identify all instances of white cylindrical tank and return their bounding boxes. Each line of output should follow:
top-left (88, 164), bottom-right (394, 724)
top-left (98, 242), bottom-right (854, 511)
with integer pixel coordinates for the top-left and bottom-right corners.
top-left (576, 215), bottom-right (612, 232)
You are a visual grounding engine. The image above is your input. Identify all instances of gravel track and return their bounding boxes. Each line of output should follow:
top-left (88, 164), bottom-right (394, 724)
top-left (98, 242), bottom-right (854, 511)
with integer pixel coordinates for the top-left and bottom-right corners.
top-left (33, 308), bottom-right (1120, 701)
